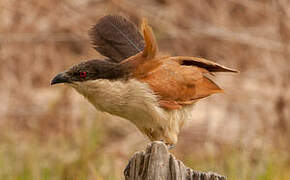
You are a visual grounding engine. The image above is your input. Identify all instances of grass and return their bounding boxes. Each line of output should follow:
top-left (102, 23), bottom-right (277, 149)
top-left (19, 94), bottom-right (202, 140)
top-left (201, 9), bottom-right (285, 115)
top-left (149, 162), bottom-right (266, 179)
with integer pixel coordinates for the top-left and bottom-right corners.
top-left (0, 119), bottom-right (120, 180)
top-left (0, 127), bottom-right (289, 180)
top-left (183, 146), bottom-right (290, 180)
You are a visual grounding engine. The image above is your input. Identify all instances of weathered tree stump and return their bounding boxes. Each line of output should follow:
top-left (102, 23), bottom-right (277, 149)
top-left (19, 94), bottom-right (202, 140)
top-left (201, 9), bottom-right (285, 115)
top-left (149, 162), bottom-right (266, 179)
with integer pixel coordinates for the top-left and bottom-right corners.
top-left (124, 141), bottom-right (226, 180)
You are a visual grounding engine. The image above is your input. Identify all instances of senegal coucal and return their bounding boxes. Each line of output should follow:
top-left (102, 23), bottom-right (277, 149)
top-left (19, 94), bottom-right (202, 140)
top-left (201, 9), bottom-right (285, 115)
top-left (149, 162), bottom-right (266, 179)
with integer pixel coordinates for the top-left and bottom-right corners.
top-left (51, 15), bottom-right (237, 146)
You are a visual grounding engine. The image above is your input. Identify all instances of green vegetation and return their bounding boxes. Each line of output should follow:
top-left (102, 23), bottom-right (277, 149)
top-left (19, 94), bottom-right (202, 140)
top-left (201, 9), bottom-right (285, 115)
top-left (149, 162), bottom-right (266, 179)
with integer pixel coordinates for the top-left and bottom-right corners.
top-left (0, 126), bottom-right (289, 179)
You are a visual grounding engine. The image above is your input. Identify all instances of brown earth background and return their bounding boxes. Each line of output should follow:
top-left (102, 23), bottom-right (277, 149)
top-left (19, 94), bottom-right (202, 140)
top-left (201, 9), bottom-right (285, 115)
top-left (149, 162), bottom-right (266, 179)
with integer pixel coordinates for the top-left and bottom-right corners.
top-left (0, 0), bottom-right (289, 179)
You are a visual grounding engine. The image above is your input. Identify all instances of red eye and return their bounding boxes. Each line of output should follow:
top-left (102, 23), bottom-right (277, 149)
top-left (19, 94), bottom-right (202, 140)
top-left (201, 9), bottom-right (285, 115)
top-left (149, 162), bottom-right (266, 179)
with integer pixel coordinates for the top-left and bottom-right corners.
top-left (79, 71), bottom-right (87, 78)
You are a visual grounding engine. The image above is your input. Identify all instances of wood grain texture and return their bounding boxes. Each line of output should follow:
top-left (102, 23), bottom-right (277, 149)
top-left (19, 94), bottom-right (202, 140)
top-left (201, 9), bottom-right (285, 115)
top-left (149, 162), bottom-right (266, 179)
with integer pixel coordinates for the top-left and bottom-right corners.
top-left (124, 141), bottom-right (227, 180)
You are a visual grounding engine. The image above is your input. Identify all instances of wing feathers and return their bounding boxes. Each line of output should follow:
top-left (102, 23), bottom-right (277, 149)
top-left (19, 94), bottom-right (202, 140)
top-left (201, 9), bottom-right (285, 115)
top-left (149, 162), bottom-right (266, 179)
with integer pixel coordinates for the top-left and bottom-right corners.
top-left (195, 75), bottom-right (224, 97)
top-left (141, 19), bottom-right (158, 59)
top-left (172, 56), bottom-right (238, 73)
top-left (89, 15), bottom-right (145, 63)
top-left (157, 75), bottom-right (223, 109)
top-left (90, 15), bottom-right (237, 109)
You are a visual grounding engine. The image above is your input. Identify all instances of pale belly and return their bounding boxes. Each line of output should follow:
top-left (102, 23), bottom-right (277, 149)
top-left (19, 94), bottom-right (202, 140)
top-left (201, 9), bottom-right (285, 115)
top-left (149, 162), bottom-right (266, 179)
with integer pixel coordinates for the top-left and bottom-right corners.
top-left (70, 79), bottom-right (195, 144)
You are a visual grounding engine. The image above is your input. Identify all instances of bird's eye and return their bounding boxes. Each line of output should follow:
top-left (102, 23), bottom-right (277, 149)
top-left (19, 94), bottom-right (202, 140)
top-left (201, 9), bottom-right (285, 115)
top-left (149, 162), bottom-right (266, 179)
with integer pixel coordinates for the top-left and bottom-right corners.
top-left (79, 71), bottom-right (87, 78)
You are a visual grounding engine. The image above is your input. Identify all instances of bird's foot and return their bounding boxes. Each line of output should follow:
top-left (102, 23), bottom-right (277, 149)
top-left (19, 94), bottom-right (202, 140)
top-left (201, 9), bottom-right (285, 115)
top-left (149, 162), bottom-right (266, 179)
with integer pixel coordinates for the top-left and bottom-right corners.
top-left (159, 140), bottom-right (175, 150)
top-left (165, 143), bottom-right (175, 150)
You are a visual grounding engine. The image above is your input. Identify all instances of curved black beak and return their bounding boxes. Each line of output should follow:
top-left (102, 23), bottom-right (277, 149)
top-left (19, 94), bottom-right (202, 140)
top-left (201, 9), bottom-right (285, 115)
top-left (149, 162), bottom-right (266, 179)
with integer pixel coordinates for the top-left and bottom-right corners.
top-left (51, 72), bottom-right (70, 85)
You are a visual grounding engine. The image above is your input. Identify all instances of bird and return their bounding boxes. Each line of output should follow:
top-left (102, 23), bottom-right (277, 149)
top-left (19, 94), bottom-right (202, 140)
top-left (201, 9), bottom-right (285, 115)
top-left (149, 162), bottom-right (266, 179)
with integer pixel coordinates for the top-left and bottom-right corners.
top-left (51, 15), bottom-right (237, 146)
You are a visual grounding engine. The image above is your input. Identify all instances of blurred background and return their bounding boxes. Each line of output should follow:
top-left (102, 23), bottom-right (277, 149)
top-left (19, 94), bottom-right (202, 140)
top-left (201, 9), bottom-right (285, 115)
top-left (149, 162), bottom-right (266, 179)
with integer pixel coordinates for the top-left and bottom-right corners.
top-left (0, 0), bottom-right (289, 179)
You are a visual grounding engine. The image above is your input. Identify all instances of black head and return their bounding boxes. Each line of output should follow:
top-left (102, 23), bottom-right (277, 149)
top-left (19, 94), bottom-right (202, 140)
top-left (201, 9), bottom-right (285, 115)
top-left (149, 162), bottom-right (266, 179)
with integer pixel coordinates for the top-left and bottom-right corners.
top-left (51, 59), bottom-right (128, 85)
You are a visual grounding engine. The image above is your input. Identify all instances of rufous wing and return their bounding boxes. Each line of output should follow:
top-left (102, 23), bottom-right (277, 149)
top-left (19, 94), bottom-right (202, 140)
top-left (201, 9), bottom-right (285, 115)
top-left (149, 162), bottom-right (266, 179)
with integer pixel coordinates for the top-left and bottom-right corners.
top-left (141, 19), bottom-right (157, 59)
top-left (120, 19), bottom-right (161, 78)
top-left (137, 61), bottom-right (225, 109)
top-left (121, 18), bottom-right (237, 110)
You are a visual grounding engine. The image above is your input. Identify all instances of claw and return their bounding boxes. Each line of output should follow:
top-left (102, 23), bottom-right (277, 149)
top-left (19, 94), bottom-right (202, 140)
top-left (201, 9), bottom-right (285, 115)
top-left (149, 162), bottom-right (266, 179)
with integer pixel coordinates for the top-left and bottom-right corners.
top-left (166, 143), bottom-right (175, 150)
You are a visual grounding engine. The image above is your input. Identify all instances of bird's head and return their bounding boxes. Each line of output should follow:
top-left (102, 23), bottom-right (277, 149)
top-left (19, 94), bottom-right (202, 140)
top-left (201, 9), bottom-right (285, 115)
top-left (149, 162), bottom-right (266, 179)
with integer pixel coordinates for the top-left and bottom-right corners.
top-left (51, 15), bottom-right (158, 88)
top-left (51, 59), bottom-right (127, 86)
top-left (50, 15), bottom-right (154, 87)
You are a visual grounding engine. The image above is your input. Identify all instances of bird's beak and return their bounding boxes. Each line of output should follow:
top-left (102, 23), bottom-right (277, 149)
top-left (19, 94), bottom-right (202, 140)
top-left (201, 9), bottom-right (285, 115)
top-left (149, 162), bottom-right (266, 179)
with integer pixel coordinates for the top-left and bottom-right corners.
top-left (51, 72), bottom-right (70, 85)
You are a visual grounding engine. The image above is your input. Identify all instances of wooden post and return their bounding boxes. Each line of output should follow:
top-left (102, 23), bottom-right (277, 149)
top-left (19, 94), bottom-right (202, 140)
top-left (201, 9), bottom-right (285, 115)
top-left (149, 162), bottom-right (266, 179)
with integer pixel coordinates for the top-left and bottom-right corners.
top-left (124, 141), bottom-right (226, 180)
